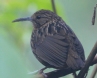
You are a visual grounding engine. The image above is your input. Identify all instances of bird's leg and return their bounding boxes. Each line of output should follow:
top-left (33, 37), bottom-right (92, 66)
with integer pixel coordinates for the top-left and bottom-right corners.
top-left (72, 71), bottom-right (77, 78)
top-left (37, 67), bottom-right (47, 78)
top-left (83, 68), bottom-right (89, 78)
top-left (39, 67), bottom-right (47, 73)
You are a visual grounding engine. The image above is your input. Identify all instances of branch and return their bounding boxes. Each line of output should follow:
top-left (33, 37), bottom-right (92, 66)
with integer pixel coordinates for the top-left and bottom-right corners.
top-left (45, 55), bottom-right (97, 78)
top-left (51, 0), bottom-right (57, 14)
top-left (77, 42), bottom-right (97, 78)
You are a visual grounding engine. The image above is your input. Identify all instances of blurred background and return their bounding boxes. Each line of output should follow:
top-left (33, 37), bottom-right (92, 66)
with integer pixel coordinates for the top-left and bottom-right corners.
top-left (0, 0), bottom-right (97, 78)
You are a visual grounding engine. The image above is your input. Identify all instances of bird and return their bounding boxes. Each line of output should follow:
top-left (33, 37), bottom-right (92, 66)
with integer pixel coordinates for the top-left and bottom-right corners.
top-left (13, 9), bottom-right (85, 71)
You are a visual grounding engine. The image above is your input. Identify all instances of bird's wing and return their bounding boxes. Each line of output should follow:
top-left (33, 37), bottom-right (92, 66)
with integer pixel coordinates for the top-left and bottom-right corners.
top-left (35, 34), bottom-right (69, 68)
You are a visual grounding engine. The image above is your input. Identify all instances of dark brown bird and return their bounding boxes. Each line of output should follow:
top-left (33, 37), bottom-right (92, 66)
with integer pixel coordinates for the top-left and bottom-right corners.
top-left (13, 9), bottom-right (85, 70)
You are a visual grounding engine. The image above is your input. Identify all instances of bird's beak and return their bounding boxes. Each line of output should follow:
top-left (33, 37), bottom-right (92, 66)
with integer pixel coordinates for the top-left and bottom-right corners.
top-left (12, 17), bottom-right (32, 22)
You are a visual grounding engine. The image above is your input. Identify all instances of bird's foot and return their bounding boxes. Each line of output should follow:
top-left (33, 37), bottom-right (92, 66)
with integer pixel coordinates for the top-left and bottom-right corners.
top-left (28, 67), bottom-right (47, 78)
top-left (37, 67), bottom-right (47, 78)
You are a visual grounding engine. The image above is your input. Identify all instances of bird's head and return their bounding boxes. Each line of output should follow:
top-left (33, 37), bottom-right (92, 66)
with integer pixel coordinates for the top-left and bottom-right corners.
top-left (13, 9), bottom-right (58, 29)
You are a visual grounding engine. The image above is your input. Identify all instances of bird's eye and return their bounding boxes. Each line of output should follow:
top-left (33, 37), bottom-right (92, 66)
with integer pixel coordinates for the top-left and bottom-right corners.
top-left (36, 16), bottom-right (41, 19)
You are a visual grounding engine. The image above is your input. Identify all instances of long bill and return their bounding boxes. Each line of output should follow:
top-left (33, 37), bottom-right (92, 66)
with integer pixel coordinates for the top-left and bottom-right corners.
top-left (12, 17), bottom-right (32, 22)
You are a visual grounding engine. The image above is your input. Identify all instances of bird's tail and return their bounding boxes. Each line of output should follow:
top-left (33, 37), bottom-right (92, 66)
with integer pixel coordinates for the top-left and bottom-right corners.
top-left (66, 50), bottom-right (85, 69)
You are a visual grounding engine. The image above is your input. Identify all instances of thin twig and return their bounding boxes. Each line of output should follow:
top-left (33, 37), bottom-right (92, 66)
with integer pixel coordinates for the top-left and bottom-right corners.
top-left (90, 64), bottom-right (97, 78)
top-left (92, 4), bottom-right (97, 25)
top-left (92, 7), bottom-right (96, 25)
top-left (51, 0), bottom-right (57, 14)
top-left (77, 42), bottom-right (97, 78)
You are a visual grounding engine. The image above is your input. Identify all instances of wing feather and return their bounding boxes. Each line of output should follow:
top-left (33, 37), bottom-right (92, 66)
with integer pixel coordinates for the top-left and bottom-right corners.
top-left (35, 34), bottom-right (69, 68)
top-left (36, 46), bottom-right (61, 67)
